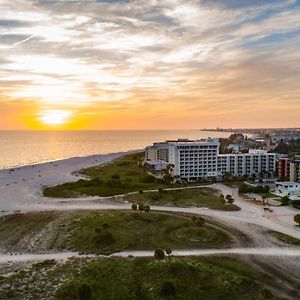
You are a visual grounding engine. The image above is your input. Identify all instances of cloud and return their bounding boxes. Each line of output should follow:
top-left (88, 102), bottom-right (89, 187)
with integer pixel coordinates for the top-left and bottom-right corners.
top-left (0, 0), bottom-right (299, 128)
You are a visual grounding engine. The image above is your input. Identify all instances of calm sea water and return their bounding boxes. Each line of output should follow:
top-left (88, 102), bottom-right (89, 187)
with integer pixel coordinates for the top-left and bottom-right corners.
top-left (0, 130), bottom-right (231, 169)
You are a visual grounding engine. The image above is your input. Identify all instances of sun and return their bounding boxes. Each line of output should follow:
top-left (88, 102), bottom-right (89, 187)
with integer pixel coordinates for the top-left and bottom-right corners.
top-left (39, 109), bottom-right (72, 125)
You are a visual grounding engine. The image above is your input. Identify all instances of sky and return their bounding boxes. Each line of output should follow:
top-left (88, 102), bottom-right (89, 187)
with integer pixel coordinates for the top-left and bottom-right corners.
top-left (0, 0), bottom-right (300, 130)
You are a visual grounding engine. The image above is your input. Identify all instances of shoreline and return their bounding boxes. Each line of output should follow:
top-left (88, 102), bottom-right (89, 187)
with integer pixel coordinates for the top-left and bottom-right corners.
top-left (0, 148), bottom-right (144, 171)
top-left (0, 149), bottom-right (141, 213)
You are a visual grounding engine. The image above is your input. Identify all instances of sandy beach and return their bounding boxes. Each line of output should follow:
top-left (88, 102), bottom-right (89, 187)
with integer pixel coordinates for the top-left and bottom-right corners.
top-left (0, 150), bottom-right (139, 213)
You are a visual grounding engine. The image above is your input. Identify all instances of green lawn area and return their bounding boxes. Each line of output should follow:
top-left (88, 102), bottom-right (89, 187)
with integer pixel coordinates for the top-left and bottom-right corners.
top-left (43, 152), bottom-right (173, 197)
top-left (69, 211), bottom-right (231, 254)
top-left (269, 230), bottom-right (300, 246)
top-left (0, 211), bottom-right (231, 255)
top-left (56, 257), bottom-right (277, 300)
top-left (125, 188), bottom-right (240, 211)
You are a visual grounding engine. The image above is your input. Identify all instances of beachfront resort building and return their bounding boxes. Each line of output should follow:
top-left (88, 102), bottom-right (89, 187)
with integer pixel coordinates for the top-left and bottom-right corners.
top-left (144, 139), bottom-right (277, 180)
top-left (217, 150), bottom-right (276, 178)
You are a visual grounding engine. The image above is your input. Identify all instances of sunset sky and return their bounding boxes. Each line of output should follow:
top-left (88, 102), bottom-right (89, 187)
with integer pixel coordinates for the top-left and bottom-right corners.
top-left (0, 0), bottom-right (299, 130)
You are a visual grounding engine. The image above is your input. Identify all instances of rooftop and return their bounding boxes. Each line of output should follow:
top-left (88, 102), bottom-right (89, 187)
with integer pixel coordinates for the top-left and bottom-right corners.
top-left (275, 181), bottom-right (300, 185)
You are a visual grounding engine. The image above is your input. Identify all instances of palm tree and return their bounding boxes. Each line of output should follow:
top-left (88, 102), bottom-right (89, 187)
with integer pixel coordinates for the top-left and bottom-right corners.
top-left (166, 248), bottom-right (172, 260)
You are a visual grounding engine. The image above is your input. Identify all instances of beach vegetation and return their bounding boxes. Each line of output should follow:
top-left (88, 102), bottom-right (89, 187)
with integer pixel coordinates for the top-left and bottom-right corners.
top-left (43, 153), bottom-right (210, 198)
top-left (125, 188), bottom-right (240, 211)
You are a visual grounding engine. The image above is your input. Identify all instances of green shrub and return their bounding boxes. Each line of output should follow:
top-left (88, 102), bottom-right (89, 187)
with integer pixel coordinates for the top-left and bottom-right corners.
top-left (154, 249), bottom-right (165, 260)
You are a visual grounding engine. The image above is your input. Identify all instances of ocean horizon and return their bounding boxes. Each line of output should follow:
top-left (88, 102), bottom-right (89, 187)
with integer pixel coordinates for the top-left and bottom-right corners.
top-left (0, 130), bottom-right (231, 169)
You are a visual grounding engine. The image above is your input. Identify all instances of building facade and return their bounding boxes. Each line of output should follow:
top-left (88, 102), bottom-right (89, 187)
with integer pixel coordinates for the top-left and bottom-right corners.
top-left (217, 150), bottom-right (276, 178)
top-left (145, 139), bottom-right (277, 180)
top-left (290, 160), bottom-right (300, 182)
top-left (277, 158), bottom-right (290, 180)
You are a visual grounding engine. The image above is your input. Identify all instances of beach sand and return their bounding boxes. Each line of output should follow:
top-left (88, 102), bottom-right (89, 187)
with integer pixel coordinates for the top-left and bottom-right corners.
top-left (0, 150), bottom-right (138, 213)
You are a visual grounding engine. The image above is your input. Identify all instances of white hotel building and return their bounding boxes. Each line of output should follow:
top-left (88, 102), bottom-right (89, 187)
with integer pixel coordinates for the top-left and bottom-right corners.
top-left (145, 139), bottom-right (276, 180)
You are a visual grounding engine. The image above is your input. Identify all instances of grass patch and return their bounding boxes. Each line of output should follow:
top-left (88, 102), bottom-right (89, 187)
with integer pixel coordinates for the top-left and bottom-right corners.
top-left (125, 188), bottom-right (240, 211)
top-left (43, 153), bottom-right (169, 197)
top-left (0, 211), bottom-right (231, 255)
top-left (69, 211), bottom-right (230, 254)
top-left (43, 153), bottom-right (209, 198)
top-left (55, 256), bottom-right (276, 300)
top-left (269, 230), bottom-right (300, 246)
top-left (0, 212), bottom-right (59, 251)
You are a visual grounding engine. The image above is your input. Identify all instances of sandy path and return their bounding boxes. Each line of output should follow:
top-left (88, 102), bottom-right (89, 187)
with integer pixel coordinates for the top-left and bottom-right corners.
top-left (1, 247), bottom-right (300, 264)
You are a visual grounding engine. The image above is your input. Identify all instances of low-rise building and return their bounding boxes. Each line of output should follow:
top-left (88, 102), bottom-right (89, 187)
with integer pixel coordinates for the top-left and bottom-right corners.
top-left (275, 181), bottom-right (300, 198)
top-left (227, 143), bottom-right (245, 153)
top-left (143, 160), bottom-right (169, 175)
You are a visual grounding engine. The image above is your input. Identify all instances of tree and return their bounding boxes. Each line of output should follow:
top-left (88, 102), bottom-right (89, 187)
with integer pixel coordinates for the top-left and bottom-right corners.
top-left (158, 188), bottom-right (164, 193)
top-left (281, 196), bottom-right (289, 206)
top-left (138, 189), bottom-right (144, 194)
top-left (223, 172), bottom-right (232, 182)
top-left (166, 248), bottom-right (172, 258)
top-left (239, 183), bottom-right (250, 193)
top-left (294, 214), bottom-right (300, 226)
top-left (195, 216), bottom-right (205, 226)
top-left (227, 197), bottom-right (234, 204)
top-left (131, 203), bottom-right (137, 211)
top-left (161, 164), bottom-right (174, 184)
top-left (154, 248), bottom-right (165, 260)
top-left (138, 204), bottom-right (145, 212)
top-left (78, 283), bottom-right (92, 300)
top-left (144, 204), bottom-right (151, 212)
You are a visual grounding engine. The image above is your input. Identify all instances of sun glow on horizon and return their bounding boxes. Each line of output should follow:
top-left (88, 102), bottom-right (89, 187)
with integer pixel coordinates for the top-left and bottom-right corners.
top-left (39, 110), bottom-right (72, 125)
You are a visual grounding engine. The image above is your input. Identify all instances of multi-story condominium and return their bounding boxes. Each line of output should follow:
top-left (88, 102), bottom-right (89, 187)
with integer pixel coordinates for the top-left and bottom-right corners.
top-left (290, 160), bottom-right (300, 182)
top-left (217, 150), bottom-right (276, 178)
top-left (145, 139), bottom-right (277, 180)
top-left (145, 142), bottom-right (170, 162)
top-left (145, 138), bottom-right (220, 180)
top-left (277, 158), bottom-right (290, 180)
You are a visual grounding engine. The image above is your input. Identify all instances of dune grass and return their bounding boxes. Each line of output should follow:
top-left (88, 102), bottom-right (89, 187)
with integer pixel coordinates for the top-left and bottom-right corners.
top-left (125, 188), bottom-right (240, 211)
top-left (43, 153), bottom-right (210, 198)
top-left (56, 256), bottom-right (276, 300)
top-left (0, 211), bottom-right (231, 255)
top-left (269, 230), bottom-right (300, 245)
top-left (0, 255), bottom-right (279, 300)
top-left (43, 152), bottom-right (171, 197)
top-left (69, 211), bottom-right (230, 254)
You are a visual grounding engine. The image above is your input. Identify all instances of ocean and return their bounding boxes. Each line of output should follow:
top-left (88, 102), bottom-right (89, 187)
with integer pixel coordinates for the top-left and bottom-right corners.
top-left (0, 130), bottom-right (231, 169)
